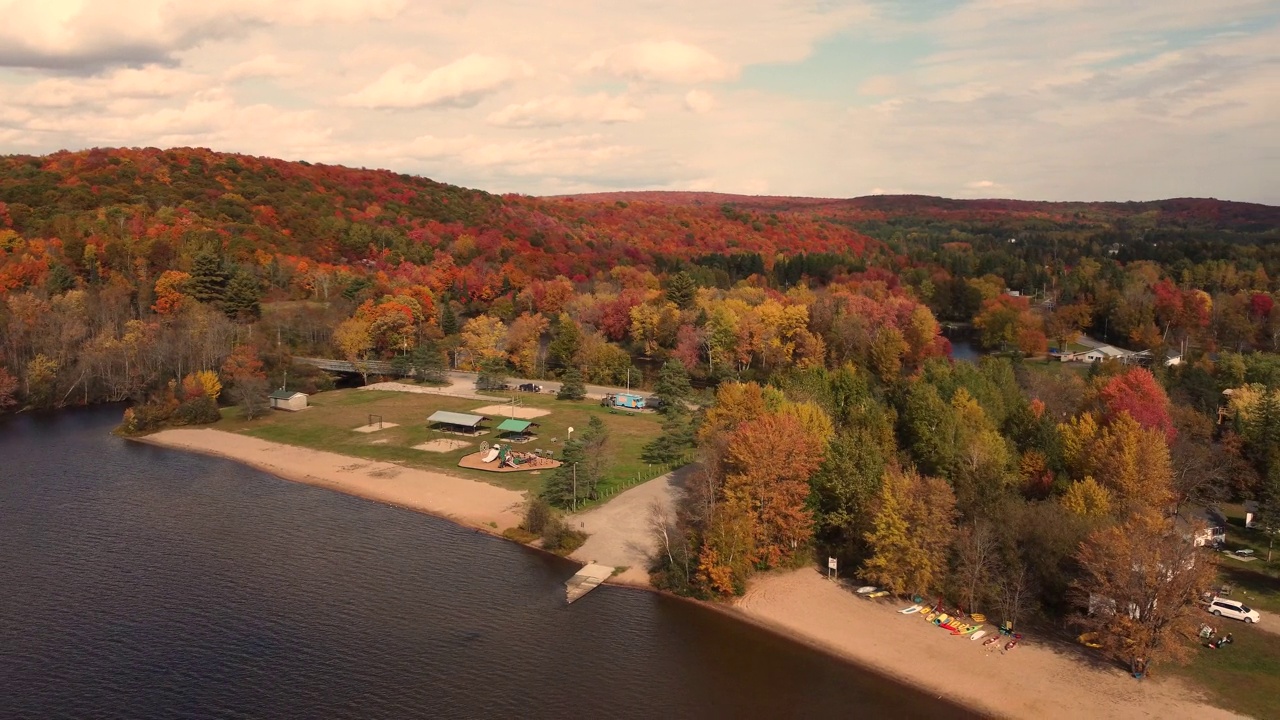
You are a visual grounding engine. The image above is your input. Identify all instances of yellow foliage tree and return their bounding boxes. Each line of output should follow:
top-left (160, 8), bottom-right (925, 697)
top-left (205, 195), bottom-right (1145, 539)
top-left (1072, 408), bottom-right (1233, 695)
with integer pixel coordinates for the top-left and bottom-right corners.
top-left (697, 382), bottom-right (785, 443)
top-left (190, 366), bottom-right (218, 399)
top-left (1061, 476), bottom-right (1113, 517)
top-left (460, 314), bottom-right (508, 366)
top-left (1059, 411), bottom-right (1101, 480)
top-left (862, 466), bottom-right (958, 596)
top-left (505, 313), bottom-right (548, 376)
top-left (779, 400), bottom-right (835, 448)
top-left (1095, 413), bottom-right (1174, 511)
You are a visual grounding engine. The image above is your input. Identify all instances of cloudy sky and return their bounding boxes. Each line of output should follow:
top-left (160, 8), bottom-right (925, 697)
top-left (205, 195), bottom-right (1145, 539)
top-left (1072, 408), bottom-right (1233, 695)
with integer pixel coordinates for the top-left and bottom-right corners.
top-left (1, 1), bottom-right (1277, 203)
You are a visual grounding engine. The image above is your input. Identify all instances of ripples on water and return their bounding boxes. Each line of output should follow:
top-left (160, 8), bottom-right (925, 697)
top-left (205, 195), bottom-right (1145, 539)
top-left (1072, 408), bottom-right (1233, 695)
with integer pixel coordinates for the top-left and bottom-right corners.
top-left (0, 407), bottom-right (971, 719)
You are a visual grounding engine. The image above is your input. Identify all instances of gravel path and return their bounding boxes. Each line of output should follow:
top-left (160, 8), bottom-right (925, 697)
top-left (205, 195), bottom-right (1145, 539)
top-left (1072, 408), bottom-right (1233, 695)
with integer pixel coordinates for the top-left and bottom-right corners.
top-left (568, 466), bottom-right (688, 585)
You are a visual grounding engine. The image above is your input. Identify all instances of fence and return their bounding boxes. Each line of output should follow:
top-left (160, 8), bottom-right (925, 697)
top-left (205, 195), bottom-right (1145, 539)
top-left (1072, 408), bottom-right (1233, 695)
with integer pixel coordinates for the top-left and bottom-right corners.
top-left (571, 458), bottom-right (689, 512)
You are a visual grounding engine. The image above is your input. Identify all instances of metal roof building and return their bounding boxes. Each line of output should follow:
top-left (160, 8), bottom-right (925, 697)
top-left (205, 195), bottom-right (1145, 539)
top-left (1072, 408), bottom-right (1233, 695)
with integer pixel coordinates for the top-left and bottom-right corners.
top-left (495, 418), bottom-right (535, 434)
top-left (427, 410), bottom-right (488, 430)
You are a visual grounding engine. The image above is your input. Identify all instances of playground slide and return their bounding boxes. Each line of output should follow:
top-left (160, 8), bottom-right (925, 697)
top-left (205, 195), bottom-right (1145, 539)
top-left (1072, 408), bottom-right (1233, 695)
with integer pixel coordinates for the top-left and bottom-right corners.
top-left (482, 448), bottom-right (500, 463)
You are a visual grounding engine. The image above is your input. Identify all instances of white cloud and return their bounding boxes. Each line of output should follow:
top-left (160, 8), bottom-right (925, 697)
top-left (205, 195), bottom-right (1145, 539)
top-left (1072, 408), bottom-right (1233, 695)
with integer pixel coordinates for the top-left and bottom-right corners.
top-left (223, 54), bottom-right (299, 81)
top-left (0, 0), bottom-right (407, 70)
top-left (10, 65), bottom-right (207, 108)
top-left (487, 93), bottom-right (643, 127)
top-left (582, 40), bottom-right (737, 84)
top-left (683, 89), bottom-right (716, 114)
top-left (342, 54), bottom-right (533, 109)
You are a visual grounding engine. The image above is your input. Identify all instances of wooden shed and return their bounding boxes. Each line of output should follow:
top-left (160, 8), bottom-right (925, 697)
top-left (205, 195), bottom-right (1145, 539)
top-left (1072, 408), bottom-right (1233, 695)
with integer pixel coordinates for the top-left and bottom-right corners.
top-left (269, 389), bottom-right (308, 411)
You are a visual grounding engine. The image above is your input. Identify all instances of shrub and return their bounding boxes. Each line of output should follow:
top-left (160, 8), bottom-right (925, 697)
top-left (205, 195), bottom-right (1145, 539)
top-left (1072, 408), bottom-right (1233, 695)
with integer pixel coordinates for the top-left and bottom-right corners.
top-left (171, 395), bottom-right (221, 425)
top-left (541, 515), bottom-right (587, 555)
top-left (523, 496), bottom-right (554, 535)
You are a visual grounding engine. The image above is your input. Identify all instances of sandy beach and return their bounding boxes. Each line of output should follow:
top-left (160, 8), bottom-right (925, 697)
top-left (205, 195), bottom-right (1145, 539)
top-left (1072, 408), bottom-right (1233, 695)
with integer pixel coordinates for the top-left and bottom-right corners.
top-left (139, 428), bottom-right (526, 532)
top-left (734, 569), bottom-right (1244, 720)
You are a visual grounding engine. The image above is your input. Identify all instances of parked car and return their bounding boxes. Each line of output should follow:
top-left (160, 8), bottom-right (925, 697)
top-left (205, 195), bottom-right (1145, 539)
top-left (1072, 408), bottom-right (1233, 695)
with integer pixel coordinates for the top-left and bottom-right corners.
top-left (645, 396), bottom-right (663, 410)
top-left (518, 383), bottom-right (543, 393)
top-left (1208, 597), bottom-right (1260, 623)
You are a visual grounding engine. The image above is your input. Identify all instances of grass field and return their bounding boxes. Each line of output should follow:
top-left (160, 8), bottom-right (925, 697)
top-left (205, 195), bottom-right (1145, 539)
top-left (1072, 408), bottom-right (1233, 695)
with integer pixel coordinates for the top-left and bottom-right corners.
top-left (1165, 502), bottom-right (1280, 718)
top-left (1171, 624), bottom-right (1280, 719)
top-left (1215, 503), bottom-right (1280, 614)
top-left (218, 388), bottom-right (666, 495)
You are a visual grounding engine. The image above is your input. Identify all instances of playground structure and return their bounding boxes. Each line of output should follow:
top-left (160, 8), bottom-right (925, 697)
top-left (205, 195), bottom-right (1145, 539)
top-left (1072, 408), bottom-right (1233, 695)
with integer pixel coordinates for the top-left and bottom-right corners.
top-left (457, 442), bottom-right (561, 473)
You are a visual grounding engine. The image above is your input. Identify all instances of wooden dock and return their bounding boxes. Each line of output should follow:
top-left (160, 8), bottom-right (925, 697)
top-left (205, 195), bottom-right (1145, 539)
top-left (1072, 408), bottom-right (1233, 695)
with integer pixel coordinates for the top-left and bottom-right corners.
top-left (566, 563), bottom-right (614, 603)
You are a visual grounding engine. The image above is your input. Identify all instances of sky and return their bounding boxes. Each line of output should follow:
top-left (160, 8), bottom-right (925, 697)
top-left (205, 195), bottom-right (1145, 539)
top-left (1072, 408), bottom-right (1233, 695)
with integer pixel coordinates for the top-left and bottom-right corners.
top-left (0, 0), bottom-right (1277, 203)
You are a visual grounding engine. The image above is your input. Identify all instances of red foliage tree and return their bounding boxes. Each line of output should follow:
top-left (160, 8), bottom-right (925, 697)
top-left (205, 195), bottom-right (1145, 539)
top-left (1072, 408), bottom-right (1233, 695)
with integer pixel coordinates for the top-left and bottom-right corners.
top-left (1099, 368), bottom-right (1176, 443)
top-left (1250, 292), bottom-right (1274, 319)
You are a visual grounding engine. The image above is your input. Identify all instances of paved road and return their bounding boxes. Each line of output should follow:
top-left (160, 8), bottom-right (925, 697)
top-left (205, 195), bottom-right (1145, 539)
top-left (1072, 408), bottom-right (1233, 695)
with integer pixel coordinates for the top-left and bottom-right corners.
top-left (568, 466), bottom-right (689, 586)
top-left (442, 370), bottom-right (638, 401)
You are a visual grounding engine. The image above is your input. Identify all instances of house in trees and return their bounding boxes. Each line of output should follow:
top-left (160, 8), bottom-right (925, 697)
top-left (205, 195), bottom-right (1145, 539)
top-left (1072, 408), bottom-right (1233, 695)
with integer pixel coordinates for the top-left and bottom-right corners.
top-left (269, 389), bottom-right (308, 411)
top-left (1054, 336), bottom-right (1133, 364)
top-left (1175, 507), bottom-right (1226, 548)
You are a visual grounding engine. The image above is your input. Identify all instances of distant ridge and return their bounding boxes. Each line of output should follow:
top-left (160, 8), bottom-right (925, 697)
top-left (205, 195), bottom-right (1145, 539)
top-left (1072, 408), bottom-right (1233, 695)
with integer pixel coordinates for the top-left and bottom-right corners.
top-left (551, 191), bottom-right (1280, 228)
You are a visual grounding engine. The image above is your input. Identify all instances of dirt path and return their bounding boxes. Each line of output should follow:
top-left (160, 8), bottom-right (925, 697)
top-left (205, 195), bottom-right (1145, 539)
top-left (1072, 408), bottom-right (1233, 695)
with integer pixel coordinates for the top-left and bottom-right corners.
top-left (568, 466), bottom-right (687, 586)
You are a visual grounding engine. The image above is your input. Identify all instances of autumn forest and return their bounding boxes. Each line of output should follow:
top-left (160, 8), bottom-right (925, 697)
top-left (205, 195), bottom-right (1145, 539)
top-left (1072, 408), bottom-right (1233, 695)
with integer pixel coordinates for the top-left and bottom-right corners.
top-left (4, 147), bottom-right (1280, 679)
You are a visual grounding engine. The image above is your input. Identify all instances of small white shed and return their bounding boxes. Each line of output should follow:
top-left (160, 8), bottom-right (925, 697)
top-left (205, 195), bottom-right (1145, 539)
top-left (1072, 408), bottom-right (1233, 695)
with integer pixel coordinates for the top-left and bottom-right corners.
top-left (269, 388), bottom-right (308, 411)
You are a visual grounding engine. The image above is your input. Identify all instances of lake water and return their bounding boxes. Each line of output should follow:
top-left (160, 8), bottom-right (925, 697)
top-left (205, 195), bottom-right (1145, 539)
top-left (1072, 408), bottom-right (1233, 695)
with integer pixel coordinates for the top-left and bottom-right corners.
top-left (946, 329), bottom-right (984, 363)
top-left (0, 406), bottom-right (973, 719)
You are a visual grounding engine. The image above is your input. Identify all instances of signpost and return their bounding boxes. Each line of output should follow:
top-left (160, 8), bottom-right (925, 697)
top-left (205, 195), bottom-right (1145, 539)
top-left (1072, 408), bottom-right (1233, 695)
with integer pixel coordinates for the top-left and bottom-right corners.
top-left (827, 557), bottom-right (838, 581)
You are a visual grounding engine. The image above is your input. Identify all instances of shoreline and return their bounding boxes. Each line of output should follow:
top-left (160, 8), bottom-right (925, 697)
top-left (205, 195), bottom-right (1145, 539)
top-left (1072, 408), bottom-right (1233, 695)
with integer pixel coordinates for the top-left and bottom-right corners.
top-left (134, 428), bottom-right (526, 538)
top-left (135, 428), bottom-right (1240, 720)
top-left (732, 570), bottom-right (1243, 720)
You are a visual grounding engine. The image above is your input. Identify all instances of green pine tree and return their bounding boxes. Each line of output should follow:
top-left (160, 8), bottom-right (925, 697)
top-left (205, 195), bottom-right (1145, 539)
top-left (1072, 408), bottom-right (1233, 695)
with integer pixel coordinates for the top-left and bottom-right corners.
top-left (440, 302), bottom-right (459, 336)
top-left (665, 271), bottom-right (697, 310)
top-left (557, 367), bottom-right (586, 400)
top-left (542, 439), bottom-right (587, 509)
top-left (188, 247), bottom-right (228, 306)
top-left (641, 408), bottom-right (694, 464)
top-left (45, 264), bottom-right (77, 295)
top-left (652, 359), bottom-right (692, 416)
top-left (1255, 452), bottom-right (1280, 562)
top-left (548, 313), bottom-right (581, 374)
top-left (476, 356), bottom-right (508, 391)
top-left (223, 270), bottom-right (262, 321)
top-left (411, 341), bottom-right (447, 384)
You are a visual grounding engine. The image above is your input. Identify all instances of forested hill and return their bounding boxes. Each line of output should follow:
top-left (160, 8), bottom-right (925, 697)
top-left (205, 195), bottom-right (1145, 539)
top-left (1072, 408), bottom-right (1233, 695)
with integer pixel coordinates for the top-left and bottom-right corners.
top-left (562, 191), bottom-right (1280, 231)
top-left (0, 147), bottom-right (881, 295)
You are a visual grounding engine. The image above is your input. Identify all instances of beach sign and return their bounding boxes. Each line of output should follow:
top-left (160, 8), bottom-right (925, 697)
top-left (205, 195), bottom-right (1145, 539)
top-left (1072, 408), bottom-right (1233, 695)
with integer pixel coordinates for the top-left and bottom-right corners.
top-left (827, 557), bottom-right (837, 580)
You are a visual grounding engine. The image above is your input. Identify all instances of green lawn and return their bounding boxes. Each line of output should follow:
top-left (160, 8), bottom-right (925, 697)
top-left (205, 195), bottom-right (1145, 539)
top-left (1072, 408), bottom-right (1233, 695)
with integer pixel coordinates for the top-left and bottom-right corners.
top-left (218, 388), bottom-right (666, 495)
top-left (1216, 503), bottom-right (1280, 614)
top-left (1163, 503), bottom-right (1280, 718)
top-left (1170, 625), bottom-right (1280, 719)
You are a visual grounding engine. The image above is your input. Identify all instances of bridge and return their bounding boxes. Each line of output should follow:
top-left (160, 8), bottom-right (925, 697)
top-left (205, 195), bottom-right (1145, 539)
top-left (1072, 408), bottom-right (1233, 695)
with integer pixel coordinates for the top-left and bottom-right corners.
top-left (294, 357), bottom-right (404, 376)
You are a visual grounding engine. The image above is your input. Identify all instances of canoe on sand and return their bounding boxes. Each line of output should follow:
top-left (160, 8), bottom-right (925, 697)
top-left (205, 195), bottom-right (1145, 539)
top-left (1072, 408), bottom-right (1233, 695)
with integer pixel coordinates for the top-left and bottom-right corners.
top-left (971, 630), bottom-right (987, 641)
top-left (855, 586), bottom-right (877, 594)
top-left (899, 605), bottom-right (922, 614)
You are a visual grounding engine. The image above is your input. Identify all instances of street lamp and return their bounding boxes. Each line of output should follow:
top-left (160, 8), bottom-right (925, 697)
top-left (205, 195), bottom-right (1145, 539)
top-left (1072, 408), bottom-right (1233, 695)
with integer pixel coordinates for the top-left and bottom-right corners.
top-left (572, 462), bottom-right (578, 511)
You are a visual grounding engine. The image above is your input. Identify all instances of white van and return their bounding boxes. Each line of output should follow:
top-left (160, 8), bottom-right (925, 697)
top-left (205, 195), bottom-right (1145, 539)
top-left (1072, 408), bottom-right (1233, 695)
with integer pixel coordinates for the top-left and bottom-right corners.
top-left (1209, 597), bottom-right (1261, 624)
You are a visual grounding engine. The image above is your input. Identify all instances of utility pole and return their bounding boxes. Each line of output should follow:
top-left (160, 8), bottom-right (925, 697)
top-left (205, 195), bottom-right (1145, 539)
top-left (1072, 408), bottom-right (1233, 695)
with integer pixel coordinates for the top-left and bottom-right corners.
top-left (572, 462), bottom-right (578, 511)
